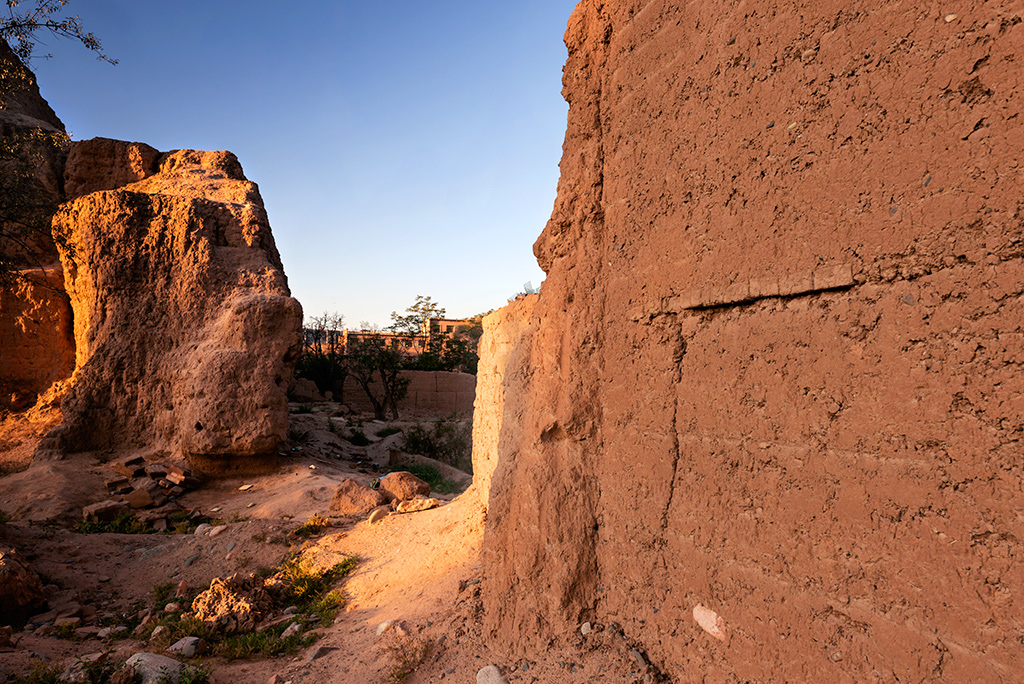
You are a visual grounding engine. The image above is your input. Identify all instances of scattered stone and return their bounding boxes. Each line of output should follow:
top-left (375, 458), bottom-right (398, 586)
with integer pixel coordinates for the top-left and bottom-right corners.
top-left (150, 625), bottom-right (170, 641)
top-left (113, 457), bottom-right (146, 478)
top-left (152, 518), bottom-right (169, 532)
top-left (193, 524), bottom-right (211, 536)
top-left (126, 489), bottom-right (155, 509)
top-left (282, 606), bottom-right (298, 615)
top-left (209, 525), bottom-right (227, 537)
top-left (281, 621), bottom-right (303, 638)
top-left (97, 625), bottom-right (126, 639)
top-left (0, 625), bottom-right (12, 648)
top-left (692, 604), bottom-right (727, 642)
top-left (476, 665), bottom-right (510, 684)
top-left (0, 550), bottom-right (48, 625)
top-left (306, 645), bottom-right (328, 662)
top-left (145, 465), bottom-right (167, 478)
top-left (378, 472), bottom-right (431, 502)
top-left (397, 497), bottom-right (439, 514)
top-left (175, 581), bottom-right (189, 598)
top-left (61, 652), bottom-right (107, 684)
top-left (367, 507), bottom-right (390, 525)
top-left (376, 620), bottom-right (395, 636)
top-left (54, 616), bottom-right (81, 629)
top-left (184, 553), bottom-right (201, 568)
top-left (124, 652), bottom-right (202, 684)
top-left (167, 636), bottom-right (207, 657)
top-left (238, 484), bottom-right (254, 491)
top-left (330, 479), bottom-right (387, 515)
top-left (945, 13), bottom-right (957, 22)
top-left (163, 602), bottom-right (182, 613)
top-left (581, 621), bottom-right (592, 635)
top-left (104, 477), bottom-right (130, 491)
top-left (630, 649), bottom-right (647, 667)
top-left (140, 546), bottom-right (166, 561)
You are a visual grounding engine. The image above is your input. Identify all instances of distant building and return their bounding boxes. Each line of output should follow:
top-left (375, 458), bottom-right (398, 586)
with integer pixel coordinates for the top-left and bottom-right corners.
top-left (302, 317), bottom-right (474, 357)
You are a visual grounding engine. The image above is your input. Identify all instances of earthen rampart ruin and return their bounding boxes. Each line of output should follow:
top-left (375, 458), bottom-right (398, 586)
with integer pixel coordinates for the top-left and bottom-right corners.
top-left (478, 2), bottom-right (1024, 681)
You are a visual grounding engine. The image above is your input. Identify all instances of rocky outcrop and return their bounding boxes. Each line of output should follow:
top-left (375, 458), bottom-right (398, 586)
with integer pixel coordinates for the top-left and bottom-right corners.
top-left (190, 574), bottom-right (273, 635)
top-left (45, 146), bottom-right (302, 472)
top-left (0, 548), bottom-right (47, 625)
top-left (470, 294), bottom-right (537, 507)
top-left (484, 2), bottom-right (1024, 682)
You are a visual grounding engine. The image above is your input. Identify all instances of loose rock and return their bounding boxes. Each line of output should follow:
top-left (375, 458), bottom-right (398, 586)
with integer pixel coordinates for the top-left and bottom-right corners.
top-left (166, 636), bottom-right (206, 657)
top-left (378, 472), bottom-right (431, 502)
top-left (367, 507), bottom-right (390, 525)
top-left (396, 497), bottom-right (439, 514)
top-left (330, 478), bottom-right (387, 515)
top-left (477, 665), bottom-right (510, 684)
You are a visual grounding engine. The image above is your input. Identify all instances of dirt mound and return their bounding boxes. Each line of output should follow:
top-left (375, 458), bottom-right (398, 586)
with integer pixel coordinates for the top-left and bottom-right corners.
top-left (483, 2), bottom-right (1024, 682)
top-left (190, 573), bottom-right (274, 634)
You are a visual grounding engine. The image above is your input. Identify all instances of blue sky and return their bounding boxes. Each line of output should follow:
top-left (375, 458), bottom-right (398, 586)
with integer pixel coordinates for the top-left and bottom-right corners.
top-left (30, 0), bottom-right (579, 327)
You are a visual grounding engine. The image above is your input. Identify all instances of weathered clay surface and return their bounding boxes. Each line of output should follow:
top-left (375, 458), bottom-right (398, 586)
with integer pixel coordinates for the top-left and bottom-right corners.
top-left (484, 2), bottom-right (1024, 682)
top-left (63, 137), bottom-right (159, 200)
top-left (0, 267), bottom-right (74, 411)
top-left (470, 295), bottom-right (537, 508)
top-left (48, 145), bottom-right (302, 471)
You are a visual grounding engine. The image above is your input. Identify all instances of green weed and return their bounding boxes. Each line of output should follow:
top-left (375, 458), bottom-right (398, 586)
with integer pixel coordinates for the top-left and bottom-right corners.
top-left (76, 511), bottom-right (151, 534)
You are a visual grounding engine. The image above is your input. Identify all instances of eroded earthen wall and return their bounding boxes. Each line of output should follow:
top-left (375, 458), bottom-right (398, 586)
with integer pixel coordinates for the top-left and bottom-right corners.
top-left (470, 294), bottom-right (538, 507)
top-left (341, 370), bottom-right (476, 416)
top-left (484, 2), bottom-right (1024, 682)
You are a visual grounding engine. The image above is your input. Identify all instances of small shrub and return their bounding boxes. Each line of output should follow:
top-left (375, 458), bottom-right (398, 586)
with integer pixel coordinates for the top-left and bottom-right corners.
top-left (286, 426), bottom-right (308, 442)
top-left (344, 429), bottom-right (371, 446)
top-left (292, 514), bottom-right (330, 539)
top-left (0, 510), bottom-right (11, 523)
top-left (401, 413), bottom-right (472, 473)
top-left (175, 661), bottom-right (213, 684)
top-left (376, 426), bottom-right (403, 439)
top-left (393, 463), bottom-right (464, 495)
top-left (12, 660), bottom-right (62, 684)
top-left (309, 589), bottom-right (346, 627)
top-left (76, 511), bottom-right (151, 535)
top-left (276, 555), bottom-right (359, 604)
top-left (54, 622), bottom-right (80, 641)
top-left (385, 637), bottom-right (431, 684)
top-left (290, 404), bottom-right (315, 414)
top-left (215, 627), bottom-right (317, 661)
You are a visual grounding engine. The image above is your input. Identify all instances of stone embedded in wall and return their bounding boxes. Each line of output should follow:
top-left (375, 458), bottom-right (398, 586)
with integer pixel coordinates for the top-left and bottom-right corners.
top-left (48, 143), bottom-right (302, 472)
top-left (484, 2), bottom-right (1024, 682)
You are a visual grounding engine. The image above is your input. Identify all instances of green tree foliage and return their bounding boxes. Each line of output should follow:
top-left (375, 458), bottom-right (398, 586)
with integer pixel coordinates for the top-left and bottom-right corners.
top-left (347, 334), bottom-right (410, 421)
top-left (1, 0), bottom-right (115, 65)
top-left (0, 126), bottom-right (67, 286)
top-left (1, 1), bottom-right (114, 286)
top-left (389, 294), bottom-right (445, 336)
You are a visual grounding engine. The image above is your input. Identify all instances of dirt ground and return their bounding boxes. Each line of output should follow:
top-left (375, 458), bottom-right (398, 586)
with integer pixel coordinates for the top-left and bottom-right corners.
top-left (0, 404), bottom-right (648, 684)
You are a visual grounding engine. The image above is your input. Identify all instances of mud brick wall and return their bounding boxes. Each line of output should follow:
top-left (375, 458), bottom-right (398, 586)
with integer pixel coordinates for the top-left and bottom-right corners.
top-left (482, 2), bottom-right (1024, 682)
